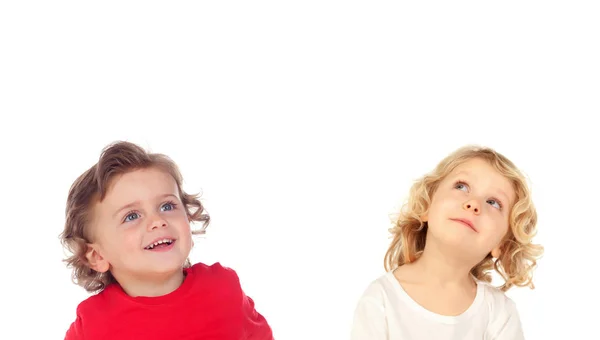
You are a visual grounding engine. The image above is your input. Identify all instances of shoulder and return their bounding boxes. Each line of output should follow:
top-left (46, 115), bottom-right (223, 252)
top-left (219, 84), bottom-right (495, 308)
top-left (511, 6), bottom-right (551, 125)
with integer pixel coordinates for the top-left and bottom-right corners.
top-left (187, 261), bottom-right (241, 283)
top-left (66, 285), bottom-right (121, 338)
top-left (186, 262), bottom-right (245, 296)
top-left (361, 272), bottom-right (392, 296)
top-left (355, 271), bottom-right (398, 311)
top-left (478, 282), bottom-right (519, 314)
top-left (188, 261), bottom-right (237, 274)
top-left (477, 283), bottom-right (525, 339)
top-left (350, 272), bottom-right (396, 340)
top-left (75, 284), bottom-right (121, 317)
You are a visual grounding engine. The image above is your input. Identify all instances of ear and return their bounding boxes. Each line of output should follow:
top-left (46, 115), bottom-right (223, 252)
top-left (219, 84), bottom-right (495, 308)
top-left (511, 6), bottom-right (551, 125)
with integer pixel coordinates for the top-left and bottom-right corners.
top-left (85, 243), bottom-right (110, 273)
top-left (491, 244), bottom-right (502, 259)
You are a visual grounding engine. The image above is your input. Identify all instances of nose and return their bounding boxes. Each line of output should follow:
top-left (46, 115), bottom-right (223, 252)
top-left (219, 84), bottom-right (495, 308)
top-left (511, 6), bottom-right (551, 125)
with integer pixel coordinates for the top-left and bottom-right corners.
top-left (148, 214), bottom-right (168, 231)
top-left (463, 200), bottom-right (481, 215)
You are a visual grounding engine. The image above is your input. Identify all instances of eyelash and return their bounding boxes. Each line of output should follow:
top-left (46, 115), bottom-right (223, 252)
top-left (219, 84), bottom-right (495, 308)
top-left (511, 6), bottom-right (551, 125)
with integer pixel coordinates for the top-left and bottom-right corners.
top-left (454, 180), bottom-right (503, 210)
top-left (122, 200), bottom-right (178, 223)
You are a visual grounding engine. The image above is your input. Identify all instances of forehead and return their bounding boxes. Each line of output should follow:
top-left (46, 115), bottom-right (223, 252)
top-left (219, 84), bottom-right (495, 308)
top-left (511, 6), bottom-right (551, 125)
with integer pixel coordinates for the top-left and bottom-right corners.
top-left (103, 167), bottom-right (179, 204)
top-left (447, 158), bottom-right (516, 202)
top-left (92, 168), bottom-right (180, 221)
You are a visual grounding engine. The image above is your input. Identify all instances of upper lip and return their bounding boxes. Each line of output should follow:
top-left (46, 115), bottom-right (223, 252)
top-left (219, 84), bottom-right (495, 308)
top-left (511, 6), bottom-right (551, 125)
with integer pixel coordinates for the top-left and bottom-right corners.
top-left (144, 236), bottom-right (176, 249)
top-left (450, 218), bottom-right (477, 232)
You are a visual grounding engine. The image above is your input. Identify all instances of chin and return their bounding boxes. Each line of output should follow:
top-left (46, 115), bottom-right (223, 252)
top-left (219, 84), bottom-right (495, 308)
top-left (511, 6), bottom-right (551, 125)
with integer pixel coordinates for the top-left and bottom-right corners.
top-left (150, 256), bottom-right (188, 272)
top-left (147, 264), bottom-right (185, 277)
top-left (431, 229), bottom-right (471, 247)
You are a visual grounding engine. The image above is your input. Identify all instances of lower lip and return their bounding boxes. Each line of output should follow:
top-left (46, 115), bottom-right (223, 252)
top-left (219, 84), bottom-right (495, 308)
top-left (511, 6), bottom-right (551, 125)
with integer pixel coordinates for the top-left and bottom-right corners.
top-left (146, 241), bottom-right (176, 252)
top-left (452, 219), bottom-right (476, 232)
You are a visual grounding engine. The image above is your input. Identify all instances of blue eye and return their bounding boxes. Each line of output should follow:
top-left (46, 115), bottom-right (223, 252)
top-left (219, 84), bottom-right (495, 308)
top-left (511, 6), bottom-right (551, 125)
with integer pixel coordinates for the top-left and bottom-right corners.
top-left (124, 212), bottom-right (140, 222)
top-left (161, 201), bottom-right (176, 211)
top-left (487, 199), bottom-right (502, 210)
top-left (455, 181), bottom-right (469, 192)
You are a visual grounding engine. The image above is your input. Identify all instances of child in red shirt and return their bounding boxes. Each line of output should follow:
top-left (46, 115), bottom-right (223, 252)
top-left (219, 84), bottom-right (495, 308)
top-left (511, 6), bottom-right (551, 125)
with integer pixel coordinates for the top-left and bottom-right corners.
top-left (59, 141), bottom-right (273, 340)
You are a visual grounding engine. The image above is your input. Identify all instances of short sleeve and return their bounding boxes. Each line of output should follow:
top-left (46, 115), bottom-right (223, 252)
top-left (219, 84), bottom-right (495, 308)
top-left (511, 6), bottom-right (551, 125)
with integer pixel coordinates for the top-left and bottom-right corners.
top-left (241, 292), bottom-right (274, 340)
top-left (206, 263), bottom-right (274, 339)
top-left (487, 297), bottom-right (525, 340)
top-left (64, 313), bottom-right (83, 340)
top-left (350, 296), bottom-right (388, 340)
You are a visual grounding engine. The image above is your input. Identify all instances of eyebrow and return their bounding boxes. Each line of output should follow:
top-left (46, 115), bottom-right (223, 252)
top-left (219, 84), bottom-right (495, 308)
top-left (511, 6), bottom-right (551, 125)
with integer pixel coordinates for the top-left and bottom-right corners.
top-left (113, 193), bottom-right (179, 219)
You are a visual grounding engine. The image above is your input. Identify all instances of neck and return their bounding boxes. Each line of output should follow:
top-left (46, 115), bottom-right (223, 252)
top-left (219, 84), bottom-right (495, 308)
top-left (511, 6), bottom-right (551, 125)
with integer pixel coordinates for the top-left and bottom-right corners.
top-left (411, 233), bottom-right (476, 288)
top-left (114, 269), bottom-right (185, 297)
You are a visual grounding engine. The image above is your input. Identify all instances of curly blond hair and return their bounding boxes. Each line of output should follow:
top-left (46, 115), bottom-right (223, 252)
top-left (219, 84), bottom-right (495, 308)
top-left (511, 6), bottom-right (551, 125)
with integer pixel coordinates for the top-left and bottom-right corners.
top-left (384, 145), bottom-right (543, 292)
top-left (59, 141), bottom-right (210, 293)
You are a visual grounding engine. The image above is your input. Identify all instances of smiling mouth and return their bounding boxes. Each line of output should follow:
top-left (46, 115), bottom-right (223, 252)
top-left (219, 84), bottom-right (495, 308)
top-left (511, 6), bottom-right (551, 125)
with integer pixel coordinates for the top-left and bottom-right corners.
top-left (144, 239), bottom-right (175, 250)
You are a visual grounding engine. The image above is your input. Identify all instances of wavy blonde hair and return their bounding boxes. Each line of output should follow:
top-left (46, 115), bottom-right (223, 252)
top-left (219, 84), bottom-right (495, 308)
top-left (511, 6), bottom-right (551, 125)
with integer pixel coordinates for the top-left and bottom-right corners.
top-left (384, 145), bottom-right (543, 292)
top-left (59, 141), bottom-right (210, 293)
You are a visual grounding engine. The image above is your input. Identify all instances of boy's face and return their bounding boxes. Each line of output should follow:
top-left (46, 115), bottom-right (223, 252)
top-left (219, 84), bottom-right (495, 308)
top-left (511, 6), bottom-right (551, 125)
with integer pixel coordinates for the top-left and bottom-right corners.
top-left (86, 167), bottom-right (192, 282)
top-left (424, 157), bottom-right (516, 262)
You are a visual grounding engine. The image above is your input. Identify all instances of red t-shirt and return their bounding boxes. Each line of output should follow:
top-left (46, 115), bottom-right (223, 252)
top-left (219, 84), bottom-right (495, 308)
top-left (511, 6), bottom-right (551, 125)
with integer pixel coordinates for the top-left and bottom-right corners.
top-left (64, 262), bottom-right (274, 340)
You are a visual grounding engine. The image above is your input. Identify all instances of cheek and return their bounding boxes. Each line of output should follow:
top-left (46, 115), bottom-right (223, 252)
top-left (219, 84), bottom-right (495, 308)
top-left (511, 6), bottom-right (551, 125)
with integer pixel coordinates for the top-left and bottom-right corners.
top-left (118, 228), bottom-right (143, 250)
top-left (429, 194), bottom-right (456, 216)
top-left (169, 214), bottom-right (192, 234)
top-left (486, 218), bottom-right (510, 242)
top-left (170, 208), bottom-right (189, 221)
top-left (495, 211), bottom-right (511, 231)
top-left (95, 233), bottom-right (131, 262)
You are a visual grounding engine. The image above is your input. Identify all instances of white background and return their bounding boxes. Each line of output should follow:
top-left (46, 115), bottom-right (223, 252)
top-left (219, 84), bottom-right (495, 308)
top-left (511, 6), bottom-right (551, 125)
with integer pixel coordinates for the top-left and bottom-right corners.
top-left (1, 1), bottom-right (599, 339)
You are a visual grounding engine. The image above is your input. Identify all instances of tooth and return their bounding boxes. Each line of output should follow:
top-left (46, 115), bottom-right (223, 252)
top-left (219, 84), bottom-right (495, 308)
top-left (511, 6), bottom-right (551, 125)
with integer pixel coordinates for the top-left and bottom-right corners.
top-left (146, 239), bottom-right (174, 249)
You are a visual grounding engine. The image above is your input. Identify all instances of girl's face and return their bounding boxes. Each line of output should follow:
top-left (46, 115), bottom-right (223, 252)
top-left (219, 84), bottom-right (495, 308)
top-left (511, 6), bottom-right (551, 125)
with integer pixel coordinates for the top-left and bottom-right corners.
top-left (424, 157), bottom-right (516, 262)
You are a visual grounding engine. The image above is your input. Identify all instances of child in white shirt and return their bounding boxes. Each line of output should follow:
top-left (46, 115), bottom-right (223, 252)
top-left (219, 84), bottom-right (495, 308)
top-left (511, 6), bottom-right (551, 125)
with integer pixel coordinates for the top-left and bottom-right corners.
top-left (351, 145), bottom-right (543, 340)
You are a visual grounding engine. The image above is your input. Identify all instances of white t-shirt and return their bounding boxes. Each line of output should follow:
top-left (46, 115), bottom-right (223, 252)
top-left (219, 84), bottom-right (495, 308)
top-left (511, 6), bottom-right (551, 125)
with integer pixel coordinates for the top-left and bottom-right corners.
top-left (350, 271), bottom-right (525, 340)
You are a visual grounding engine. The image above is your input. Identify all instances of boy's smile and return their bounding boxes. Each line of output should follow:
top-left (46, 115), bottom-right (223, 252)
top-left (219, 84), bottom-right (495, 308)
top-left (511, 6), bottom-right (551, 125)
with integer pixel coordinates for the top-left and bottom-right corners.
top-left (144, 237), bottom-right (176, 250)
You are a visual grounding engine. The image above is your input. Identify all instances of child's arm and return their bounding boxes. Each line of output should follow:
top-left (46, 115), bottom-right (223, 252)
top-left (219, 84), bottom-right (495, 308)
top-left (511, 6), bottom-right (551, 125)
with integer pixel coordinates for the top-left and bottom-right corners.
top-left (242, 292), bottom-right (274, 340)
top-left (350, 296), bottom-right (388, 340)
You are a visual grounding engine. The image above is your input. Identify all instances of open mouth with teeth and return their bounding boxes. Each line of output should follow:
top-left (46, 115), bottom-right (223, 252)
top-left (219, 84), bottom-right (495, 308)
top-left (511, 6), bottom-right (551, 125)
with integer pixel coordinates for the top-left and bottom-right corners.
top-left (144, 238), bottom-right (175, 250)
